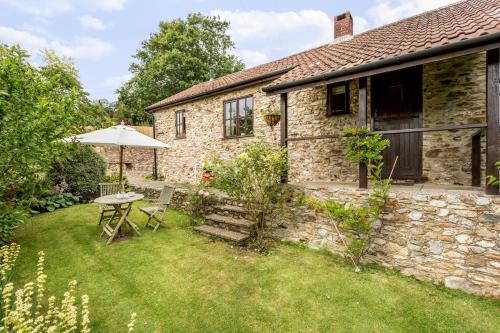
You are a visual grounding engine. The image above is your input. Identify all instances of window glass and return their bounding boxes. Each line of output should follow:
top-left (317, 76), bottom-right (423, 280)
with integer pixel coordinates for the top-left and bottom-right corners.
top-left (328, 83), bottom-right (349, 115)
top-left (223, 96), bottom-right (253, 137)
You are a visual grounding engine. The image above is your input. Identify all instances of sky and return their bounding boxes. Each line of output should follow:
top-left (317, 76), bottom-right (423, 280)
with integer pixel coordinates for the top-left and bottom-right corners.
top-left (0, 0), bottom-right (461, 101)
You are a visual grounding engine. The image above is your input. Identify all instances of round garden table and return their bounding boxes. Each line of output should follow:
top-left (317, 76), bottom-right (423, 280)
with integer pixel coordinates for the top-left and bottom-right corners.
top-left (94, 193), bottom-right (144, 245)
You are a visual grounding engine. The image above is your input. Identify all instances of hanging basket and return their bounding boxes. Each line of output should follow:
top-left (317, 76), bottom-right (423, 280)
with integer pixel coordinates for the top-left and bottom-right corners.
top-left (263, 114), bottom-right (281, 127)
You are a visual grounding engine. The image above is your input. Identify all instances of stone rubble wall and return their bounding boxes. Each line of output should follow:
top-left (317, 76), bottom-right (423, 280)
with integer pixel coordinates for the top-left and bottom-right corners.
top-left (154, 82), bottom-right (280, 184)
top-left (96, 146), bottom-right (154, 178)
top-left (271, 184), bottom-right (500, 298)
top-left (153, 53), bottom-right (495, 187)
top-left (95, 126), bottom-right (155, 178)
top-left (422, 53), bottom-right (488, 185)
top-left (286, 53), bottom-right (493, 186)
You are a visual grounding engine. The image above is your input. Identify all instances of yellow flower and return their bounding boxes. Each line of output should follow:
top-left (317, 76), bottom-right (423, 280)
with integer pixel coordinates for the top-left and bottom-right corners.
top-left (239, 152), bottom-right (249, 160)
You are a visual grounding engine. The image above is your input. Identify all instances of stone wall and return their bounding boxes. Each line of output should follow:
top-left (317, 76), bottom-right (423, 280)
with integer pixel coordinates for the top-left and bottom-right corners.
top-left (422, 53), bottom-right (487, 185)
top-left (286, 79), bottom-right (370, 183)
top-left (95, 126), bottom-right (155, 178)
top-left (153, 53), bottom-right (493, 187)
top-left (272, 184), bottom-right (500, 298)
top-left (96, 146), bottom-right (154, 178)
top-left (154, 82), bottom-right (279, 184)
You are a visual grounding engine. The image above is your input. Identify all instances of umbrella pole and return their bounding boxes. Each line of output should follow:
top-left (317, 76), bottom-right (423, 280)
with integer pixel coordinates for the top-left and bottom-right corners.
top-left (119, 146), bottom-right (124, 191)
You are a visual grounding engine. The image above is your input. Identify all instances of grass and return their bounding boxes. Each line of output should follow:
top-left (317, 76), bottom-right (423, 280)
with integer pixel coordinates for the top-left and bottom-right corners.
top-left (10, 202), bottom-right (500, 333)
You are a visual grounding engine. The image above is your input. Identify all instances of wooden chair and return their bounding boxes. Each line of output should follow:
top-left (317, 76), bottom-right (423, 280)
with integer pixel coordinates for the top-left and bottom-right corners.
top-left (139, 185), bottom-right (175, 232)
top-left (97, 182), bottom-right (124, 225)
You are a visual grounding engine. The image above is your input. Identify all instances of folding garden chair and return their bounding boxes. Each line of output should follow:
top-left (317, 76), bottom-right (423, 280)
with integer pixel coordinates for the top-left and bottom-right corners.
top-left (139, 185), bottom-right (175, 232)
top-left (97, 182), bottom-right (124, 225)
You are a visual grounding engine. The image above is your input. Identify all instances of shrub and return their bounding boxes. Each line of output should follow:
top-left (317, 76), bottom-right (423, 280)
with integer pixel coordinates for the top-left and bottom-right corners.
top-left (308, 127), bottom-right (392, 267)
top-left (0, 204), bottom-right (24, 246)
top-left (210, 141), bottom-right (289, 243)
top-left (30, 192), bottom-right (80, 213)
top-left (48, 144), bottom-right (106, 202)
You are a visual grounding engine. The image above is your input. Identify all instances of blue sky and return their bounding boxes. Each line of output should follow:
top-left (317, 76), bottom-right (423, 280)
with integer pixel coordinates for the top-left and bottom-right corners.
top-left (0, 0), bottom-right (459, 101)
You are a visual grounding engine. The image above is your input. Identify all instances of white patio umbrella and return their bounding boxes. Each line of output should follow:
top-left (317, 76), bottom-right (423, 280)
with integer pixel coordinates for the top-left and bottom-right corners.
top-left (66, 121), bottom-right (170, 187)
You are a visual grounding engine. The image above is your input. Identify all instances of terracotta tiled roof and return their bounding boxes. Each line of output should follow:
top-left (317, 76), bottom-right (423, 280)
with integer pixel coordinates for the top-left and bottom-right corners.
top-left (147, 0), bottom-right (500, 111)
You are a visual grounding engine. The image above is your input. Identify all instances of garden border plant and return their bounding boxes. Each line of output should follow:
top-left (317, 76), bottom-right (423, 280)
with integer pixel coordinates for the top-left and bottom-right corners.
top-left (0, 243), bottom-right (137, 332)
top-left (209, 141), bottom-right (289, 248)
top-left (307, 127), bottom-right (393, 269)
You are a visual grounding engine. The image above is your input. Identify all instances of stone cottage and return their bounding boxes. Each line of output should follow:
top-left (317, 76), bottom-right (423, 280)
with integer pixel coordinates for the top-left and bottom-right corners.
top-left (146, 0), bottom-right (500, 297)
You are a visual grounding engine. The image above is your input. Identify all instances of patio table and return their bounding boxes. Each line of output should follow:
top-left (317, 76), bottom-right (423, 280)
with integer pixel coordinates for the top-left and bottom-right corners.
top-left (94, 192), bottom-right (144, 245)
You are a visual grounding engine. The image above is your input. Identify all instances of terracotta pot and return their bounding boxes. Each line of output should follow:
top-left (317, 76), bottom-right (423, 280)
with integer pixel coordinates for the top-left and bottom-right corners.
top-left (264, 114), bottom-right (280, 127)
top-left (202, 171), bottom-right (214, 183)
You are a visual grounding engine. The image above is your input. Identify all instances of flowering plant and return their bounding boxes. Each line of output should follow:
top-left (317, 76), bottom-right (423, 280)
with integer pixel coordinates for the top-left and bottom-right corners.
top-left (188, 186), bottom-right (218, 217)
top-left (0, 243), bottom-right (137, 332)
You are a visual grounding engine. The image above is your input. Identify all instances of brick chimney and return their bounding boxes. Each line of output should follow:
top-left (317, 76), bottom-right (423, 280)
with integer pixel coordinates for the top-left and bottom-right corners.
top-left (334, 12), bottom-right (353, 42)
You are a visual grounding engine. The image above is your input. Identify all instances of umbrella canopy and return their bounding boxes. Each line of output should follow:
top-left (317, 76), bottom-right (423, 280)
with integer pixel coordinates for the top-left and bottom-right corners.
top-left (67, 122), bottom-right (170, 187)
top-left (68, 122), bottom-right (170, 149)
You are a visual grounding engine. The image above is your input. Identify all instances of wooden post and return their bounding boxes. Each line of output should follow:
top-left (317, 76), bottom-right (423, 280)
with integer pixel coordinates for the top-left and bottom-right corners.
top-left (119, 145), bottom-right (124, 190)
top-left (471, 130), bottom-right (481, 187)
top-left (486, 49), bottom-right (499, 195)
top-left (152, 117), bottom-right (158, 180)
top-left (280, 93), bottom-right (288, 184)
top-left (280, 93), bottom-right (288, 148)
top-left (359, 77), bottom-right (368, 189)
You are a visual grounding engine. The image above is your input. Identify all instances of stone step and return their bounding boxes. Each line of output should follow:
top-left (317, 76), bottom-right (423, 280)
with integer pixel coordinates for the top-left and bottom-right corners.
top-left (205, 214), bottom-right (256, 228)
top-left (214, 204), bottom-right (246, 215)
top-left (194, 225), bottom-right (250, 243)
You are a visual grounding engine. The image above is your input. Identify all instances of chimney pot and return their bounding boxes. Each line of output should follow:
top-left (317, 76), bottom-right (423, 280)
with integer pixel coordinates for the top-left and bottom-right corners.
top-left (334, 11), bottom-right (353, 41)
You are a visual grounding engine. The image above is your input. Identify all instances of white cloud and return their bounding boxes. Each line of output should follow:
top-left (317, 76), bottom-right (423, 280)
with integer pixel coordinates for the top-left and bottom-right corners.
top-left (365, 0), bottom-right (461, 28)
top-left (83, 0), bottom-right (127, 11)
top-left (210, 9), bottom-right (332, 67)
top-left (236, 50), bottom-right (270, 68)
top-left (211, 9), bottom-right (331, 44)
top-left (0, 0), bottom-right (73, 17)
top-left (80, 15), bottom-right (107, 30)
top-left (0, 26), bottom-right (113, 60)
top-left (102, 73), bottom-right (132, 90)
top-left (353, 16), bottom-right (370, 34)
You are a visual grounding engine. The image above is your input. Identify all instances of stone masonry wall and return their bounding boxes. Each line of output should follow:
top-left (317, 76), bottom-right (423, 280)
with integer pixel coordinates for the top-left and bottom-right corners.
top-left (96, 146), bottom-right (154, 178)
top-left (286, 79), bottom-right (371, 183)
top-left (422, 53), bottom-right (487, 185)
top-left (154, 54), bottom-right (492, 187)
top-left (154, 82), bottom-right (279, 184)
top-left (272, 184), bottom-right (500, 298)
top-left (95, 126), bottom-right (155, 178)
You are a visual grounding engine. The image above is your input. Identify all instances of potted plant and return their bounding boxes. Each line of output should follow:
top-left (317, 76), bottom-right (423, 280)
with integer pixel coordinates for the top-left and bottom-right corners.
top-left (201, 158), bottom-right (215, 184)
top-left (262, 107), bottom-right (281, 127)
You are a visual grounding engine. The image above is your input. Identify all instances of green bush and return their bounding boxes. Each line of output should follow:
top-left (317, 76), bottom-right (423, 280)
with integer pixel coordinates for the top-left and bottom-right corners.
top-left (0, 204), bottom-right (24, 246)
top-left (48, 144), bottom-right (106, 202)
top-left (31, 193), bottom-right (80, 213)
top-left (211, 141), bottom-right (289, 243)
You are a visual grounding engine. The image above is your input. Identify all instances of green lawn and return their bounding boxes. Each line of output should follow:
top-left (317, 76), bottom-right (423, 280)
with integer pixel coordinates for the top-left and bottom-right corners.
top-left (11, 203), bottom-right (500, 333)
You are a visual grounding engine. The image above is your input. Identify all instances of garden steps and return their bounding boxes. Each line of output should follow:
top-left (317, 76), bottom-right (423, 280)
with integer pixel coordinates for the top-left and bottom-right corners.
top-left (203, 212), bottom-right (257, 236)
top-left (205, 213), bottom-right (256, 229)
top-left (193, 225), bottom-right (250, 243)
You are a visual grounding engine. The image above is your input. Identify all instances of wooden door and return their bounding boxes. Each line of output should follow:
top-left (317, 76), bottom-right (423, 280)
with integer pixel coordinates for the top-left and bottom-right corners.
top-left (372, 66), bottom-right (423, 179)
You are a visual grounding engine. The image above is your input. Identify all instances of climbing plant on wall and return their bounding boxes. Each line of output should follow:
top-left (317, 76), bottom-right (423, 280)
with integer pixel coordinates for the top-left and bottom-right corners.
top-left (308, 127), bottom-right (392, 268)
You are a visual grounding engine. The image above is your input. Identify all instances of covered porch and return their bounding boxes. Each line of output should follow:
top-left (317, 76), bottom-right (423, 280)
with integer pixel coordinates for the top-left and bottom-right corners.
top-left (275, 45), bottom-right (500, 196)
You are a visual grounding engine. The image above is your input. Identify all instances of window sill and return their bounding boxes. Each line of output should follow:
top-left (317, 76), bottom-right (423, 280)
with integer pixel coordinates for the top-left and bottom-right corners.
top-left (222, 134), bottom-right (255, 140)
top-left (326, 111), bottom-right (350, 117)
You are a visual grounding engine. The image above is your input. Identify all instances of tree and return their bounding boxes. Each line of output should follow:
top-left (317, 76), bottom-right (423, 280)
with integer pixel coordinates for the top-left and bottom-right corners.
top-left (0, 45), bottom-right (107, 203)
top-left (117, 13), bottom-right (245, 125)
